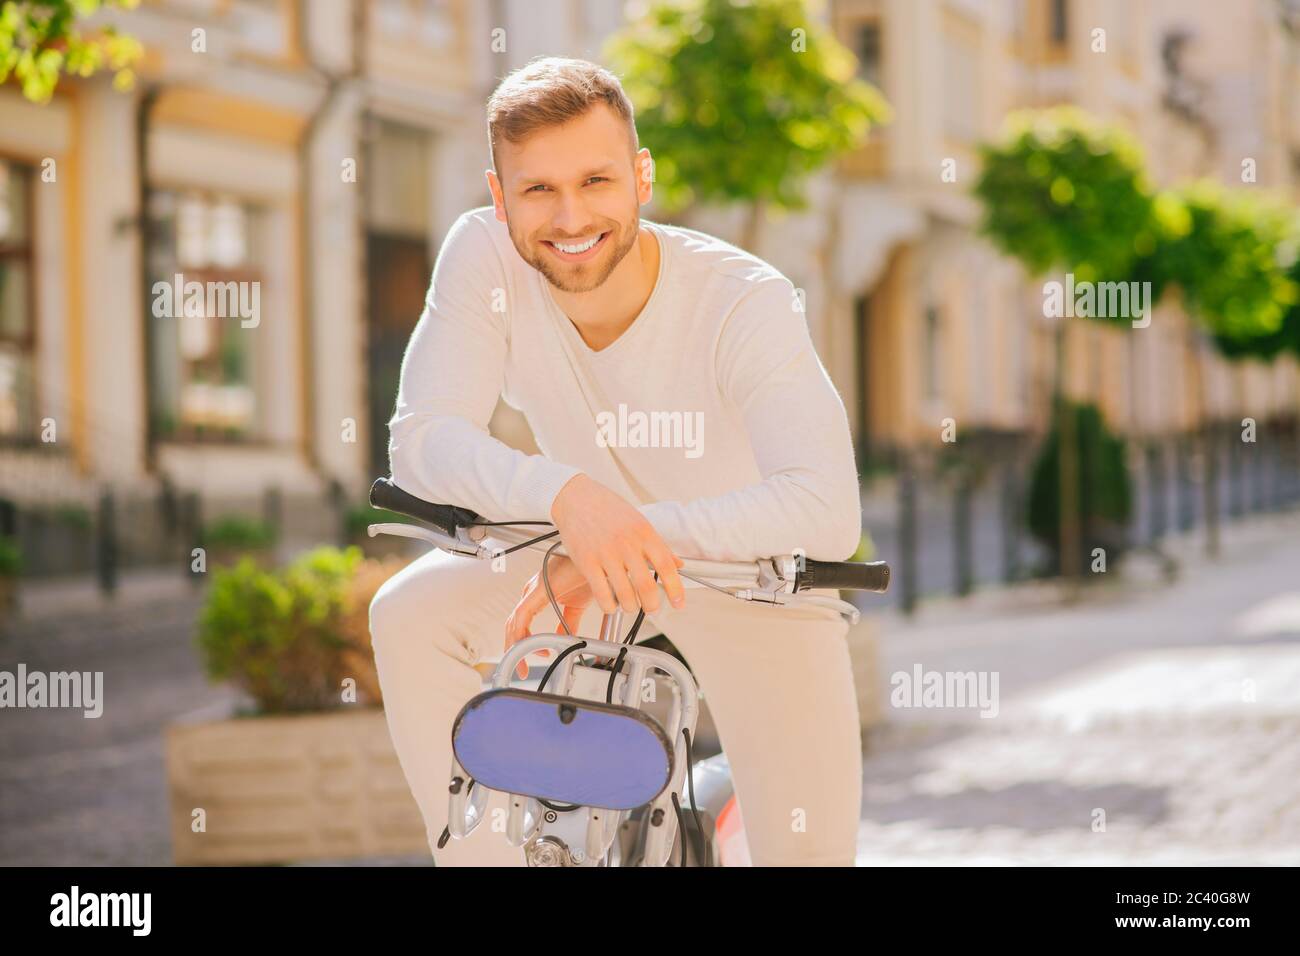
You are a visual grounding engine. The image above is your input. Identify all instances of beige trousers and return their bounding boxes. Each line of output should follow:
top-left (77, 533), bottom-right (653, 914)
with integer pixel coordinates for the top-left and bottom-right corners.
top-left (368, 544), bottom-right (863, 866)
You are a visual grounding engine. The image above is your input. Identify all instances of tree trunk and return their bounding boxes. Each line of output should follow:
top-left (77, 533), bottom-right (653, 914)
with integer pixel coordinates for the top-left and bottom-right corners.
top-left (1186, 323), bottom-right (1219, 557)
top-left (1056, 318), bottom-right (1082, 597)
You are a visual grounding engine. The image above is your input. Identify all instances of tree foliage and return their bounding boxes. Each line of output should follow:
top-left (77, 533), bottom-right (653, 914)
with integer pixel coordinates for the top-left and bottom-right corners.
top-left (974, 107), bottom-right (1160, 295)
top-left (1143, 182), bottom-right (1299, 350)
top-left (1208, 256), bottom-right (1300, 360)
top-left (0, 0), bottom-right (142, 103)
top-left (604, 0), bottom-right (890, 214)
top-left (974, 107), bottom-right (1300, 359)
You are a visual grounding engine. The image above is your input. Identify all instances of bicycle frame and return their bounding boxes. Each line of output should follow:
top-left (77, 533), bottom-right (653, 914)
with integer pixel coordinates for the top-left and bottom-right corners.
top-left (446, 608), bottom-right (700, 866)
top-left (367, 512), bottom-right (868, 866)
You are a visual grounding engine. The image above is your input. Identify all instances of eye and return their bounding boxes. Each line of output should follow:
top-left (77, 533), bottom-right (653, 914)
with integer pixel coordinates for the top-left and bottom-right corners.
top-left (585, 176), bottom-right (609, 185)
top-left (525, 184), bottom-right (548, 193)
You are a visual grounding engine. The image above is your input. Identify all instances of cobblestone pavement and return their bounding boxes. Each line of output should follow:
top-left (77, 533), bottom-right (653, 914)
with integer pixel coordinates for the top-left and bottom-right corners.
top-left (0, 578), bottom-right (233, 866)
top-left (855, 513), bottom-right (1300, 865)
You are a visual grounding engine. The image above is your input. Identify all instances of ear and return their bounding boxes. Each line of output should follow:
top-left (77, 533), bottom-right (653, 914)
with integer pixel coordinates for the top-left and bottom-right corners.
top-left (635, 148), bottom-right (654, 206)
top-left (485, 169), bottom-right (507, 222)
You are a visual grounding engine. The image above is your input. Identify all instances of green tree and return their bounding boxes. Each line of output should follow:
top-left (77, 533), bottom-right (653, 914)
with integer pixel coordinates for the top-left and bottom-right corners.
top-left (974, 106), bottom-right (1161, 302)
top-left (973, 108), bottom-right (1156, 580)
top-left (604, 0), bottom-right (889, 249)
top-left (975, 107), bottom-right (1299, 356)
top-left (1209, 256), bottom-right (1300, 360)
top-left (974, 106), bottom-right (1300, 575)
top-left (1142, 182), bottom-right (1299, 353)
top-left (0, 0), bottom-right (142, 103)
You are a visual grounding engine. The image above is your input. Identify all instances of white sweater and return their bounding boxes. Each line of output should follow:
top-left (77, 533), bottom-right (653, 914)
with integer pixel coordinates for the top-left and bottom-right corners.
top-left (388, 207), bottom-right (862, 562)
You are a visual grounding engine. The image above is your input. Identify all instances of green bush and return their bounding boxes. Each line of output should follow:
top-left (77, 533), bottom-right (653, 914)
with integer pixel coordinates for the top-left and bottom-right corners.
top-left (0, 535), bottom-right (23, 577)
top-left (196, 545), bottom-right (364, 714)
top-left (200, 515), bottom-right (276, 550)
top-left (1027, 401), bottom-right (1132, 572)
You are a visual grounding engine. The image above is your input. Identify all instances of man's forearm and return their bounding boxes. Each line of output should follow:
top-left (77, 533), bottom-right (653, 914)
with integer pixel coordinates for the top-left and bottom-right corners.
top-left (389, 411), bottom-right (583, 522)
top-left (636, 469), bottom-right (862, 563)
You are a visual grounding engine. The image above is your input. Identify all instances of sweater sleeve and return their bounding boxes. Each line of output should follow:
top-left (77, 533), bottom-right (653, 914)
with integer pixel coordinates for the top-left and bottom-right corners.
top-left (387, 211), bottom-right (583, 522)
top-left (636, 275), bottom-right (863, 562)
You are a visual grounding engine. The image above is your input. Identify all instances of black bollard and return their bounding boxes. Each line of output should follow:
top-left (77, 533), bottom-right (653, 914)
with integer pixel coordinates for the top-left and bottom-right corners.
top-left (1249, 427), bottom-right (1267, 513)
top-left (1228, 423), bottom-right (1244, 518)
top-left (96, 487), bottom-right (118, 598)
top-left (1203, 425), bottom-right (1220, 558)
top-left (1175, 433), bottom-right (1195, 532)
top-left (898, 460), bottom-right (918, 615)
top-left (327, 478), bottom-right (349, 548)
top-left (263, 485), bottom-right (283, 543)
top-left (1146, 440), bottom-right (1167, 544)
top-left (185, 491), bottom-right (203, 585)
top-left (954, 468), bottom-right (973, 597)
top-left (1000, 463), bottom-right (1021, 584)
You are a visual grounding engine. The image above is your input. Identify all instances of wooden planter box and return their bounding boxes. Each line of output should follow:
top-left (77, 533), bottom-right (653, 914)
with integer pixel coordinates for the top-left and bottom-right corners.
top-left (166, 708), bottom-right (428, 865)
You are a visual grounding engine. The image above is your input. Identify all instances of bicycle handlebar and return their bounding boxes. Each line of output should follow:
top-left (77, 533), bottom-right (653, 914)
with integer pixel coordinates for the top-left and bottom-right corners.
top-left (369, 477), bottom-right (480, 538)
top-left (796, 559), bottom-right (890, 594)
top-left (368, 477), bottom-right (890, 597)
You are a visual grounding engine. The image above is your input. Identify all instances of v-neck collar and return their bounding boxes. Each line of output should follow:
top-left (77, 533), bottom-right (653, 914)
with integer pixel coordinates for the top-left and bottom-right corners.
top-left (539, 222), bottom-right (668, 361)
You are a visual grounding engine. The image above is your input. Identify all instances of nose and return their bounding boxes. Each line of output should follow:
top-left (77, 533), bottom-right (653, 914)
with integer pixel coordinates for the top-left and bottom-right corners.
top-left (550, 192), bottom-right (598, 238)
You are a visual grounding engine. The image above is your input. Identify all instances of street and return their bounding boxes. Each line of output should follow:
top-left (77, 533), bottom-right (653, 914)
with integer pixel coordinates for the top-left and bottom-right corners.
top-left (857, 512), bottom-right (1300, 865)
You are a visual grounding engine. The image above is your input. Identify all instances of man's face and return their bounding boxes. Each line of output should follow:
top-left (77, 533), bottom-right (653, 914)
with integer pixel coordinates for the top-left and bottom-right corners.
top-left (488, 104), bottom-right (650, 294)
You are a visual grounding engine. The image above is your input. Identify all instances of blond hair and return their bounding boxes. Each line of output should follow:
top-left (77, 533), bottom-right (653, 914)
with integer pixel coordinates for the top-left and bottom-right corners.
top-left (486, 56), bottom-right (638, 172)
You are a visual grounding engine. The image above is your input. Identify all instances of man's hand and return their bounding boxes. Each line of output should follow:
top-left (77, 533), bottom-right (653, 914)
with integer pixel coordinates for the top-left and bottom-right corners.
top-left (548, 473), bottom-right (687, 617)
top-left (504, 555), bottom-right (591, 680)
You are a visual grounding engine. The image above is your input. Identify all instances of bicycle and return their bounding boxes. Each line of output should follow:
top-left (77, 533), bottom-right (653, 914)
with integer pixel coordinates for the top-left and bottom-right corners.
top-left (367, 476), bottom-right (891, 867)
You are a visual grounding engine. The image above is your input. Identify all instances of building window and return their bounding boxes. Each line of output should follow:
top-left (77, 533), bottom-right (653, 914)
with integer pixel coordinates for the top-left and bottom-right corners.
top-left (147, 190), bottom-right (262, 443)
top-left (0, 160), bottom-right (35, 444)
top-left (373, 0), bottom-right (456, 47)
top-left (856, 20), bottom-right (883, 89)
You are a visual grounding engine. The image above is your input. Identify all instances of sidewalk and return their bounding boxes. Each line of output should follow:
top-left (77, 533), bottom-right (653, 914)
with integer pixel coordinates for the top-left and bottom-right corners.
top-left (854, 511), bottom-right (1300, 865)
top-left (5, 567), bottom-right (202, 625)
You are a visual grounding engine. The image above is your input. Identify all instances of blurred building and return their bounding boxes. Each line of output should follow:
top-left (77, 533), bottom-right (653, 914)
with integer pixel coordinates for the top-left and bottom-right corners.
top-left (0, 0), bottom-right (1297, 516)
top-left (821, 0), bottom-right (1300, 464)
top-left (0, 0), bottom-right (512, 507)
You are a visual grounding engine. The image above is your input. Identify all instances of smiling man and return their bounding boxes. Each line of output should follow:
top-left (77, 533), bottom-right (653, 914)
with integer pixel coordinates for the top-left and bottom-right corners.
top-left (369, 56), bottom-right (865, 867)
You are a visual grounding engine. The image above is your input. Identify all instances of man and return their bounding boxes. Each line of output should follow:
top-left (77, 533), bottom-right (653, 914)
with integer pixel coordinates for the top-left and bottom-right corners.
top-left (369, 56), bottom-right (864, 866)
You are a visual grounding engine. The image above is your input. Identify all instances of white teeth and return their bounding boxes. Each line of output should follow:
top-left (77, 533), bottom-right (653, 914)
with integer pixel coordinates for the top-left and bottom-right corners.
top-left (553, 233), bottom-right (602, 254)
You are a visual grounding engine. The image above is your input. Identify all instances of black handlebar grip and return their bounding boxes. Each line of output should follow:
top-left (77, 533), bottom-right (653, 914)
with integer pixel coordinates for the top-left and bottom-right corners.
top-left (795, 559), bottom-right (891, 593)
top-left (368, 478), bottom-right (482, 536)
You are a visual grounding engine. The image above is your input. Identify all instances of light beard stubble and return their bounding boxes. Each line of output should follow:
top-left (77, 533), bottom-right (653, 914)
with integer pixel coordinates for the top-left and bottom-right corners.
top-left (509, 212), bottom-right (642, 294)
